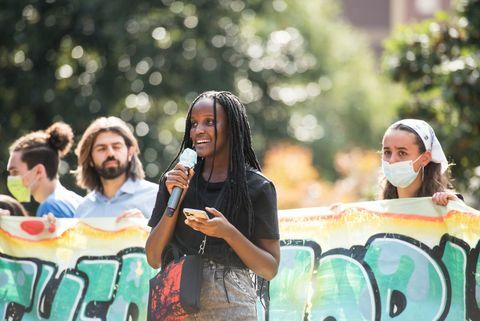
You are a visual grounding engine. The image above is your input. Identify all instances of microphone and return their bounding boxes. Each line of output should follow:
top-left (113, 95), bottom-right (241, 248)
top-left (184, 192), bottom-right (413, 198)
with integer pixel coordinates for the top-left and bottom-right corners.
top-left (166, 148), bottom-right (197, 216)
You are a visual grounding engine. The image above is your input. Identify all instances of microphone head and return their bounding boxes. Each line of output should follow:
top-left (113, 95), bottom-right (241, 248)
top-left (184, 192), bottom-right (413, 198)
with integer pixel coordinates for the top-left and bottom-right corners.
top-left (179, 148), bottom-right (197, 168)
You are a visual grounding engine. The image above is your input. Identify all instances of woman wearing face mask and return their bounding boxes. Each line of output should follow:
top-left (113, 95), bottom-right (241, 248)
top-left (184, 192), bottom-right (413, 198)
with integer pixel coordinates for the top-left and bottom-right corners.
top-left (381, 118), bottom-right (460, 205)
top-left (6, 122), bottom-right (82, 218)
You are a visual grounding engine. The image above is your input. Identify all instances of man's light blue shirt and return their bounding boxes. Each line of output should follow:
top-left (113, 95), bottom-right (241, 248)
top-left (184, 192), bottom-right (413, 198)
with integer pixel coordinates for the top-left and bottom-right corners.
top-left (37, 183), bottom-right (82, 218)
top-left (75, 178), bottom-right (158, 218)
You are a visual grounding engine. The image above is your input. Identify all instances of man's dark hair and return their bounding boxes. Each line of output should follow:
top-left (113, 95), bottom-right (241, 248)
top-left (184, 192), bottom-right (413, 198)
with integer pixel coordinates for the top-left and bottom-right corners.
top-left (9, 122), bottom-right (74, 180)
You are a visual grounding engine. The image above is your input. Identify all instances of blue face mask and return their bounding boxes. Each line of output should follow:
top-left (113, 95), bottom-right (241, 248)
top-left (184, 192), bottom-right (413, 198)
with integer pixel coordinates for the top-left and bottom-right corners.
top-left (382, 154), bottom-right (423, 188)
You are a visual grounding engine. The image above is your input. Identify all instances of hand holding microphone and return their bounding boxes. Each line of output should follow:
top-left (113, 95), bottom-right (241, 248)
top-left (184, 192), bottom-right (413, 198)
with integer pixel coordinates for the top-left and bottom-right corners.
top-left (165, 148), bottom-right (197, 216)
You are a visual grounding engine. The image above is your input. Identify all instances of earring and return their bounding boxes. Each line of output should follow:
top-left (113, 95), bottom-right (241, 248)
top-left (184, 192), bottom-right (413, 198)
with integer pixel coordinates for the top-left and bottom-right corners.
top-left (421, 166), bottom-right (425, 181)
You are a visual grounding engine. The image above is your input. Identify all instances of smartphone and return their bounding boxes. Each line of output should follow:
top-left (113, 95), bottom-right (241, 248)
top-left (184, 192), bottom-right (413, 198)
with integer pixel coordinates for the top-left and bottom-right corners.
top-left (183, 208), bottom-right (209, 220)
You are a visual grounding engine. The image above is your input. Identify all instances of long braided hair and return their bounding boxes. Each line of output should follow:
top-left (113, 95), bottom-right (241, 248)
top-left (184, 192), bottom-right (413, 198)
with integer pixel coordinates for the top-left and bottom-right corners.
top-left (163, 91), bottom-right (261, 238)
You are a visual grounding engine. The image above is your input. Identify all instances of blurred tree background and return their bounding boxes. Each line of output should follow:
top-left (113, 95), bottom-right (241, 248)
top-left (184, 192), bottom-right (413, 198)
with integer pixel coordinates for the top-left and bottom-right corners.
top-left (1, 0), bottom-right (404, 210)
top-left (383, 0), bottom-right (480, 206)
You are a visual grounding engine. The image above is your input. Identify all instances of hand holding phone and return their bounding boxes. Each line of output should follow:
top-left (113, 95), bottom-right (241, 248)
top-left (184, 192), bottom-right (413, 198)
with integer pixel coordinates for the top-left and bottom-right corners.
top-left (183, 208), bottom-right (209, 220)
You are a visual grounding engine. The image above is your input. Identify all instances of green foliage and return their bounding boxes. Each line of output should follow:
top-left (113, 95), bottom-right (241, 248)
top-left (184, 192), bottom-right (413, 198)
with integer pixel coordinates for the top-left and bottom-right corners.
top-left (383, 0), bottom-right (480, 202)
top-left (242, 0), bottom-right (402, 180)
top-left (0, 0), bottom-right (399, 199)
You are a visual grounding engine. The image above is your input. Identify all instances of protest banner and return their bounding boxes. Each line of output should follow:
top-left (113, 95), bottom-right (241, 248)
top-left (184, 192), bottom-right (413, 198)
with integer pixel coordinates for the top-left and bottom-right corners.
top-left (1, 197), bottom-right (479, 320)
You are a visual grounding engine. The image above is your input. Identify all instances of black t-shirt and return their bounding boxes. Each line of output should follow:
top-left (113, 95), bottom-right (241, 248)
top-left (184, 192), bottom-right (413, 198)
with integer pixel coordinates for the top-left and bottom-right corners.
top-left (148, 167), bottom-right (279, 268)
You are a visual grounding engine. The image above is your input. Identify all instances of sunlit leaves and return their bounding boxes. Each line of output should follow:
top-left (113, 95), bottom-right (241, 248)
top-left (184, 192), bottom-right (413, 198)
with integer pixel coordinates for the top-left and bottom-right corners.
top-left (263, 144), bottom-right (381, 208)
top-left (0, 0), bottom-right (400, 198)
top-left (383, 0), bottom-right (480, 203)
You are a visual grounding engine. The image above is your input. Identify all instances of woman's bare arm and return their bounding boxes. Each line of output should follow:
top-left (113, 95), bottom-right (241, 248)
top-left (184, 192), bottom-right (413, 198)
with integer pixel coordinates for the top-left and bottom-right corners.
top-left (145, 164), bottom-right (193, 268)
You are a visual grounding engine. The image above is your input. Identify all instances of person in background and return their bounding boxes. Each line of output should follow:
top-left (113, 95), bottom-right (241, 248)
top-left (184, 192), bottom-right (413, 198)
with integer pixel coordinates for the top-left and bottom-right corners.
top-left (7, 122), bottom-right (81, 218)
top-left (146, 91), bottom-right (280, 320)
top-left (74, 116), bottom-right (157, 221)
top-left (380, 118), bottom-right (461, 205)
top-left (0, 194), bottom-right (29, 216)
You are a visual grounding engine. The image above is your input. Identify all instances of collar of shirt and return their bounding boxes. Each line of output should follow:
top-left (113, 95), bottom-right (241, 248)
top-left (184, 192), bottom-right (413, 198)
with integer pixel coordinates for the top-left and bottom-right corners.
top-left (88, 178), bottom-right (138, 203)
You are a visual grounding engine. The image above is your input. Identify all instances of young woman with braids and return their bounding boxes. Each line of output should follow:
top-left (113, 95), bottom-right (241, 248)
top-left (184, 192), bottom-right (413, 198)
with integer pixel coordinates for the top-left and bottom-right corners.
top-left (146, 91), bottom-right (280, 320)
top-left (380, 119), bottom-right (461, 205)
top-left (6, 122), bottom-right (82, 217)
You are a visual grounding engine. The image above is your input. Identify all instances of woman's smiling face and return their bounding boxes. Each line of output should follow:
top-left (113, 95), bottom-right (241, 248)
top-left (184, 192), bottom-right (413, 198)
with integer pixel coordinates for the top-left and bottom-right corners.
top-left (189, 97), bottom-right (229, 161)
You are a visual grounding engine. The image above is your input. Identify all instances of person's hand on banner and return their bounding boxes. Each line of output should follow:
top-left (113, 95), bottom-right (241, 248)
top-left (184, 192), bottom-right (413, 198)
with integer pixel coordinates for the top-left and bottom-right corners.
top-left (43, 212), bottom-right (57, 233)
top-left (432, 192), bottom-right (459, 206)
top-left (116, 208), bottom-right (144, 222)
top-left (329, 202), bottom-right (345, 212)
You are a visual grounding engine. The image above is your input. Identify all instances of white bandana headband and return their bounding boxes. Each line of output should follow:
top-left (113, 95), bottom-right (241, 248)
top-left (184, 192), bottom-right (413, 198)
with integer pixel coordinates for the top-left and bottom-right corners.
top-left (388, 119), bottom-right (449, 174)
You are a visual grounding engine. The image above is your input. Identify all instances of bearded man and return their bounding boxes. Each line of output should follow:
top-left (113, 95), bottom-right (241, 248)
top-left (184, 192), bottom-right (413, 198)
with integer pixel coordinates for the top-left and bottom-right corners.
top-left (75, 117), bottom-right (157, 221)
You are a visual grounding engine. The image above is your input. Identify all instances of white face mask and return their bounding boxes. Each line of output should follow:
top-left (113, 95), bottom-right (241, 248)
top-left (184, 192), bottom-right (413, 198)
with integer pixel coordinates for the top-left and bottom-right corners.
top-left (382, 154), bottom-right (423, 188)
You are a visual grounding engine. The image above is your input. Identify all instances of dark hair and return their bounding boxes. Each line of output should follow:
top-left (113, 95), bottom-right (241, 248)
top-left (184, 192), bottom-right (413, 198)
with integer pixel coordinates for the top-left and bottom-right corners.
top-left (164, 91), bottom-right (260, 237)
top-left (381, 124), bottom-right (453, 199)
top-left (9, 122), bottom-right (74, 180)
top-left (0, 194), bottom-right (29, 216)
top-left (75, 116), bottom-right (145, 191)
